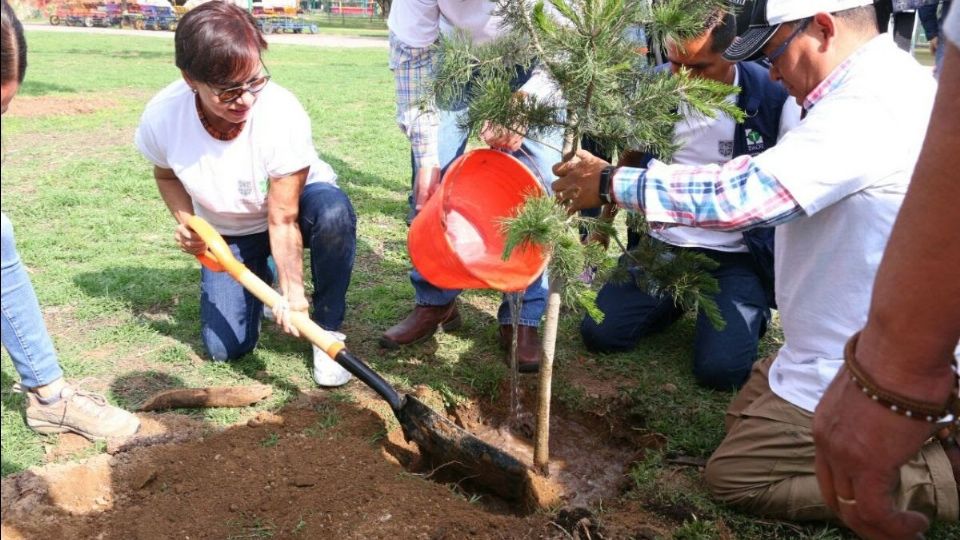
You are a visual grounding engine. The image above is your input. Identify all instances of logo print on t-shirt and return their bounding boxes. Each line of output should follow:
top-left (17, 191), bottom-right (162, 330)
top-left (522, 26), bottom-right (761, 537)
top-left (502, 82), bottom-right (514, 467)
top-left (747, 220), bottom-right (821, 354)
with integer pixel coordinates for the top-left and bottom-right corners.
top-left (744, 128), bottom-right (765, 154)
top-left (238, 179), bottom-right (254, 197)
top-left (718, 140), bottom-right (734, 158)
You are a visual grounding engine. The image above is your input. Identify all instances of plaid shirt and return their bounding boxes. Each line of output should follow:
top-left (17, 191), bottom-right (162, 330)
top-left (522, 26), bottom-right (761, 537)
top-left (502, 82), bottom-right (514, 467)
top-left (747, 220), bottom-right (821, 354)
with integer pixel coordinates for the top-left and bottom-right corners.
top-left (389, 32), bottom-right (440, 170)
top-left (611, 50), bottom-right (864, 232)
top-left (611, 156), bottom-right (802, 231)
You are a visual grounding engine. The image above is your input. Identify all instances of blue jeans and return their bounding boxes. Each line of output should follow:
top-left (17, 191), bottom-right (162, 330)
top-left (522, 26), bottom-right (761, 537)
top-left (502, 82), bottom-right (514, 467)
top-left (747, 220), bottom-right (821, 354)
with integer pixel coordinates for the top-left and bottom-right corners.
top-left (408, 81), bottom-right (563, 327)
top-left (1, 212), bottom-right (64, 388)
top-left (580, 246), bottom-right (771, 390)
top-left (201, 183), bottom-right (356, 361)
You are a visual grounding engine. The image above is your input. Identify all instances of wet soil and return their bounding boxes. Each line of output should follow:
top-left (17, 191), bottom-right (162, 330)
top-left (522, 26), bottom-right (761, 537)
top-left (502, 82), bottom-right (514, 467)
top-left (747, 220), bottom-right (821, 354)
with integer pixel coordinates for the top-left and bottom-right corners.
top-left (451, 378), bottom-right (643, 509)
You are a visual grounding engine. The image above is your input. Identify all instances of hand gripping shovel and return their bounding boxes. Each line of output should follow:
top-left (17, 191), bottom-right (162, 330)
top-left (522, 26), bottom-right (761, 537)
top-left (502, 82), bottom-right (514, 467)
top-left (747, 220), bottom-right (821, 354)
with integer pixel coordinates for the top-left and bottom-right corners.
top-left (186, 216), bottom-right (529, 500)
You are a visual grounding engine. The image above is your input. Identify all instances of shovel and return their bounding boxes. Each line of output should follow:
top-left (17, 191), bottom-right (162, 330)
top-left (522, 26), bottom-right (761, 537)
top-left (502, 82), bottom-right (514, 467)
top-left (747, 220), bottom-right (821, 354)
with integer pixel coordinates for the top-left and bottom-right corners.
top-left (185, 216), bottom-right (529, 500)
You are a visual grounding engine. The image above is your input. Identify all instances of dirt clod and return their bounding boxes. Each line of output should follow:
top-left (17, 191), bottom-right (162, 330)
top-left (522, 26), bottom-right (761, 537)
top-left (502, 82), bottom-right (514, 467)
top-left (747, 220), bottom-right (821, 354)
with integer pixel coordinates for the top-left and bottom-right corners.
top-left (246, 411), bottom-right (284, 427)
top-left (139, 385), bottom-right (273, 411)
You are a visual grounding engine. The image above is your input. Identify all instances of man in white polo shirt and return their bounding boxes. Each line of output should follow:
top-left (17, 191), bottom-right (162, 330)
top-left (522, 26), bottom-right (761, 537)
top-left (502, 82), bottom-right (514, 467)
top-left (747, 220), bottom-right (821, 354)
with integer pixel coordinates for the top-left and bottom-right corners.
top-left (814, 2), bottom-right (960, 538)
top-left (550, 0), bottom-right (956, 522)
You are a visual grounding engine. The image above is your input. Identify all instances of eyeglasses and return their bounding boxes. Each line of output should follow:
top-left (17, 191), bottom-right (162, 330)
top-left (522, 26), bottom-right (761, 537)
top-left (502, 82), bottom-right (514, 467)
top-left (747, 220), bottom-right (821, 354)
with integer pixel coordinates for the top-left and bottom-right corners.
top-left (210, 69), bottom-right (271, 104)
top-left (763, 18), bottom-right (812, 65)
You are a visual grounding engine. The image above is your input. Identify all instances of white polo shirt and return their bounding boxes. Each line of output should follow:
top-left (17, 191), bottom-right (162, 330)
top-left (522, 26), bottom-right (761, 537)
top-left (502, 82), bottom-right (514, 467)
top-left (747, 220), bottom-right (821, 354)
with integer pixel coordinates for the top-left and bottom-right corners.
top-left (135, 80), bottom-right (336, 236)
top-left (652, 66), bottom-right (802, 252)
top-left (752, 36), bottom-right (936, 412)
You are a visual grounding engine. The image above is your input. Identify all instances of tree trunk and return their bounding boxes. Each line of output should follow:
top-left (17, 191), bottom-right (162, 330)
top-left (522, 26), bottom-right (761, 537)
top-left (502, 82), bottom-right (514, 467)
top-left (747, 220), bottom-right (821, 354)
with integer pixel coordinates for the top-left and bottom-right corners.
top-left (532, 108), bottom-right (579, 473)
top-left (533, 279), bottom-right (562, 473)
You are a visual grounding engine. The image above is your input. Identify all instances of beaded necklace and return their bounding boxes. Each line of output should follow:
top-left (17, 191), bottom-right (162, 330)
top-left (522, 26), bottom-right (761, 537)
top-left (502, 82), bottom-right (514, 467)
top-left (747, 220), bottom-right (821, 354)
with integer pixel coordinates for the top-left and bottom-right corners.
top-left (195, 94), bottom-right (245, 141)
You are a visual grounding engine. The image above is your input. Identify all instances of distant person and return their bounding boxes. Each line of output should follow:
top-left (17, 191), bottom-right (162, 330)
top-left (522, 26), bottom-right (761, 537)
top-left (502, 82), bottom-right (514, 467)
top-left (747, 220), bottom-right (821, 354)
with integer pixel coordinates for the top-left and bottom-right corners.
top-left (580, 10), bottom-right (801, 390)
top-left (1, 0), bottom-right (140, 440)
top-left (919, 0), bottom-right (952, 75)
top-left (383, 0), bottom-right (563, 372)
top-left (135, 1), bottom-right (357, 386)
top-left (875, 0), bottom-right (936, 51)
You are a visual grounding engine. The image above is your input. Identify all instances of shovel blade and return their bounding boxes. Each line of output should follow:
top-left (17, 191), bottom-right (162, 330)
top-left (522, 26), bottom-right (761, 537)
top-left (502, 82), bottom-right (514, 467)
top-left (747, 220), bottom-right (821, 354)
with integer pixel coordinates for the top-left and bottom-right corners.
top-left (398, 396), bottom-right (529, 500)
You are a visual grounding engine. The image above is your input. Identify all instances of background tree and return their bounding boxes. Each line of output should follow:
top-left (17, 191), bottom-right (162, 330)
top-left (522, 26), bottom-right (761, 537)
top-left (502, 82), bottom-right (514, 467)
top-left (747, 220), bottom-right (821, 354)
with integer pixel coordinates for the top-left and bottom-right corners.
top-left (432, 0), bottom-right (740, 472)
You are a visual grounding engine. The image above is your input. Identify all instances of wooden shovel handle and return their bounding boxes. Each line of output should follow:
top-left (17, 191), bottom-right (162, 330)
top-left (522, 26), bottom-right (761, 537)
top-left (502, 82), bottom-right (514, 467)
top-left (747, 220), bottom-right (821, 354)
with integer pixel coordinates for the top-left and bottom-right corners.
top-left (184, 215), bottom-right (345, 359)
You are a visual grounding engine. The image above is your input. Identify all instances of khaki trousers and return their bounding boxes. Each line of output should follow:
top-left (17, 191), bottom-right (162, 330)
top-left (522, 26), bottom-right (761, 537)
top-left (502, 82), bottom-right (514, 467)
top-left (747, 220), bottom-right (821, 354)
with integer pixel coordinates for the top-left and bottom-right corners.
top-left (704, 356), bottom-right (959, 522)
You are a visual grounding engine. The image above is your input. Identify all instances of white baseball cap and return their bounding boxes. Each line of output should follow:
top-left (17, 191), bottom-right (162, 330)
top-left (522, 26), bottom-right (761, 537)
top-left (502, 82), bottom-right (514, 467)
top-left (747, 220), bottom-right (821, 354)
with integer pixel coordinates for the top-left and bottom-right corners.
top-left (723, 0), bottom-right (874, 61)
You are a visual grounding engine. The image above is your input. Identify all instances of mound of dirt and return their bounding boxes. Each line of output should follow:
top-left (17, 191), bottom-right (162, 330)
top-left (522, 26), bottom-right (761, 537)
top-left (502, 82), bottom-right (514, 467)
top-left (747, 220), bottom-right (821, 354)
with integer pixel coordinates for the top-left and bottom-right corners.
top-left (2, 396), bottom-right (554, 539)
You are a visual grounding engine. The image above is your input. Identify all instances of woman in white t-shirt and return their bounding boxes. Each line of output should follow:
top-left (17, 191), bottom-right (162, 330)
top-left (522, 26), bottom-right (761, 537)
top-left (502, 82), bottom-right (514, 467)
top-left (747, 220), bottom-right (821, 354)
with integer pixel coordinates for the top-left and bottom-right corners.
top-left (135, 1), bottom-right (355, 387)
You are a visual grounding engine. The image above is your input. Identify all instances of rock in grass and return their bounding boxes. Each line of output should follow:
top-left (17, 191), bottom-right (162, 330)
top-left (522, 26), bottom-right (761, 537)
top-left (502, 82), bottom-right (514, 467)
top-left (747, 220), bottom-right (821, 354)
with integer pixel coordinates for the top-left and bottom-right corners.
top-left (138, 385), bottom-right (273, 411)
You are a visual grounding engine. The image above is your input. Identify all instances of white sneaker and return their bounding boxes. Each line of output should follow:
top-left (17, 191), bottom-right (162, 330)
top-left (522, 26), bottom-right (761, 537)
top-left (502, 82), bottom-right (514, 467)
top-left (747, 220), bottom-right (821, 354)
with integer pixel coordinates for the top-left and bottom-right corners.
top-left (313, 331), bottom-right (352, 387)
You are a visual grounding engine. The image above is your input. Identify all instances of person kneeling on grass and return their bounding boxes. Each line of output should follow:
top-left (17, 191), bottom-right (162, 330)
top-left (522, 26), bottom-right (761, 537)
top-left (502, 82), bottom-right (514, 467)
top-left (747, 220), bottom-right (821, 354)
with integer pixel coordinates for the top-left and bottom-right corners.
top-left (579, 9), bottom-right (801, 391)
top-left (552, 0), bottom-right (958, 526)
top-left (1, 0), bottom-right (139, 440)
top-left (135, 1), bottom-right (357, 387)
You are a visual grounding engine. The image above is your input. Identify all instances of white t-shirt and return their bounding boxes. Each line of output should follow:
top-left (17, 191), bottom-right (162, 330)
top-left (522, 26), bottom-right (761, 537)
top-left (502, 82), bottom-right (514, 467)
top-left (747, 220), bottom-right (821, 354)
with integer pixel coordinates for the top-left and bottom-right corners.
top-left (752, 36), bottom-right (937, 412)
top-left (945, 1), bottom-right (960, 46)
top-left (652, 66), bottom-right (802, 252)
top-left (135, 80), bottom-right (336, 236)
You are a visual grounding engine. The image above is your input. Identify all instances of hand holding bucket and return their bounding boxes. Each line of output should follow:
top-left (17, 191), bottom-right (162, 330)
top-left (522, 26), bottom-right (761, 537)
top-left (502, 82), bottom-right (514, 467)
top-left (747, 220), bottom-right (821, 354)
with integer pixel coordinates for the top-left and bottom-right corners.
top-left (408, 149), bottom-right (549, 292)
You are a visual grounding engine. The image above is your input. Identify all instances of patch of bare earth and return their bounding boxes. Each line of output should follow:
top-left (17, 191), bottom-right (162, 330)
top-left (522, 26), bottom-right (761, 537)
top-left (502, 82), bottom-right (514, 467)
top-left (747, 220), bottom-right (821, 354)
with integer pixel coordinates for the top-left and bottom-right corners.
top-left (1, 396), bottom-right (552, 539)
top-left (3, 384), bottom-right (679, 539)
top-left (6, 94), bottom-right (120, 119)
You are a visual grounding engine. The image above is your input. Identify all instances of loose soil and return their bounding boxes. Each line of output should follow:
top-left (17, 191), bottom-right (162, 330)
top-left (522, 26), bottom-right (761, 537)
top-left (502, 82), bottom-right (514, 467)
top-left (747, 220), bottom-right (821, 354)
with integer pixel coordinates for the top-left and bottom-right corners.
top-left (1, 389), bottom-right (673, 539)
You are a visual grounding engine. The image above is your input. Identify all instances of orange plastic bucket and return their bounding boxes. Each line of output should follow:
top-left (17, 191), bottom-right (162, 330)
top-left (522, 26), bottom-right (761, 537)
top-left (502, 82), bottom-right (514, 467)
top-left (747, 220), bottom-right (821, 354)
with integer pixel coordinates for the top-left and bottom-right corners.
top-left (408, 149), bottom-right (549, 292)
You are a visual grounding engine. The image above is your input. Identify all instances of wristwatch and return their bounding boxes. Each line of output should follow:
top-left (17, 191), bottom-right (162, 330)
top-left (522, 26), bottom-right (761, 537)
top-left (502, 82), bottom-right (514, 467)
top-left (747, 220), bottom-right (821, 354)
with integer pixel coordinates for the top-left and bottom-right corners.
top-left (599, 165), bottom-right (617, 205)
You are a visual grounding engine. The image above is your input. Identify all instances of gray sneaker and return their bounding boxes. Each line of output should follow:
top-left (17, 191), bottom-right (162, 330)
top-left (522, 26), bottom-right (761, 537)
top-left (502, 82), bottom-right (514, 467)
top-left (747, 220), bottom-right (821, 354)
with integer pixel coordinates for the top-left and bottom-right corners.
top-left (16, 383), bottom-right (140, 440)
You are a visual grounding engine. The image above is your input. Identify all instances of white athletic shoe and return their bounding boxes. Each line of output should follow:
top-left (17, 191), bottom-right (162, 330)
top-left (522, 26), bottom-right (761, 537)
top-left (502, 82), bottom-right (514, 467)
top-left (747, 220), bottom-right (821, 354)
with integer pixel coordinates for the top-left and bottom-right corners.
top-left (313, 331), bottom-right (352, 387)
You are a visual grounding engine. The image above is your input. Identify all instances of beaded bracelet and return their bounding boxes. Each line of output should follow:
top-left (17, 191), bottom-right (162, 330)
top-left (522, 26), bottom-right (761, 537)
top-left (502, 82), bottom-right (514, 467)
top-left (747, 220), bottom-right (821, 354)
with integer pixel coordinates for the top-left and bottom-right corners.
top-left (844, 331), bottom-right (960, 425)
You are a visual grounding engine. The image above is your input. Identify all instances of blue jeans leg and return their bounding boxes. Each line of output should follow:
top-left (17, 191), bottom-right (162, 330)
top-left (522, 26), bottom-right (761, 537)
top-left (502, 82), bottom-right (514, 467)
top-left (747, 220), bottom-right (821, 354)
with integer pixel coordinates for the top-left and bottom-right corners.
top-left (200, 233), bottom-right (273, 361)
top-left (497, 269), bottom-right (550, 327)
top-left (691, 254), bottom-right (770, 390)
top-left (409, 106), bottom-right (470, 307)
top-left (0, 212), bottom-right (64, 388)
top-left (299, 182), bottom-right (356, 331)
top-left (580, 266), bottom-right (685, 352)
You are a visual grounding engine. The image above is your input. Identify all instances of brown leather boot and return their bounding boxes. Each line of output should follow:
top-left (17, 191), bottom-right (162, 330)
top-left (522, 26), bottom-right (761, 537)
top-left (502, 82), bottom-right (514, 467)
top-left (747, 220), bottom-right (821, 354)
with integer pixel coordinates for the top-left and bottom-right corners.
top-left (379, 302), bottom-right (461, 349)
top-left (498, 325), bottom-right (541, 373)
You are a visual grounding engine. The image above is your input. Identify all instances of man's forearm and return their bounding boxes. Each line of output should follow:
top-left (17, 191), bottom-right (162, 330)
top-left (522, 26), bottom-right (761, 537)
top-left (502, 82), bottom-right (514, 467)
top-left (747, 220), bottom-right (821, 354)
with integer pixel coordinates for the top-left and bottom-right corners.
top-left (611, 156), bottom-right (803, 232)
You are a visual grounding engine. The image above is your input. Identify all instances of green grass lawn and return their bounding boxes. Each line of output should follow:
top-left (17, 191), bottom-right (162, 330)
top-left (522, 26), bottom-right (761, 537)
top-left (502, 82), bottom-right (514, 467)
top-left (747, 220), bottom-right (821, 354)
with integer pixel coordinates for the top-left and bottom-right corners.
top-left (1, 30), bottom-right (956, 540)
